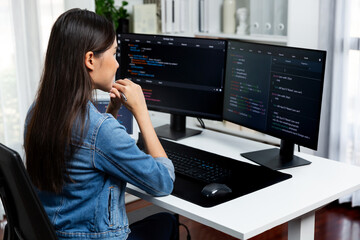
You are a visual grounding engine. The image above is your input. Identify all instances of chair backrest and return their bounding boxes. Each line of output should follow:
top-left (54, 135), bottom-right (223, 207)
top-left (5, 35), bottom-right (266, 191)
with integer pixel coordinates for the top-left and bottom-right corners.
top-left (0, 143), bottom-right (57, 240)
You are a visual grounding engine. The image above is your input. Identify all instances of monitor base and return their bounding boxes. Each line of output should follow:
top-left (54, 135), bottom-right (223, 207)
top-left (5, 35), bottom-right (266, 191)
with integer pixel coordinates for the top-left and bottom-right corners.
top-left (155, 124), bottom-right (202, 141)
top-left (241, 148), bottom-right (311, 170)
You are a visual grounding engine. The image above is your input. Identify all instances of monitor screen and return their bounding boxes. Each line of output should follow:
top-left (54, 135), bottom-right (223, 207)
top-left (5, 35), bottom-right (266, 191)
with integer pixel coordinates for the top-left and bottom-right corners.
top-left (116, 33), bottom-right (227, 140)
top-left (223, 40), bottom-right (326, 169)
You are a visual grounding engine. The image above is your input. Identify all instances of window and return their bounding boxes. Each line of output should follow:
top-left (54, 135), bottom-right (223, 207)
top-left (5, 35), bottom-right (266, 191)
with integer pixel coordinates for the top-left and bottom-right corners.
top-left (0, 0), bottom-right (20, 147)
top-left (342, 0), bottom-right (360, 164)
top-left (0, 0), bottom-right (64, 151)
top-left (37, 0), bottom-right (64, 53)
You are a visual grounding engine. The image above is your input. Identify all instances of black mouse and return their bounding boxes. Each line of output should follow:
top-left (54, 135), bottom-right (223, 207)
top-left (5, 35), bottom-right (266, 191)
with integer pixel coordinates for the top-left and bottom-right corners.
top-left (201, 183), bottom-right (232, 198)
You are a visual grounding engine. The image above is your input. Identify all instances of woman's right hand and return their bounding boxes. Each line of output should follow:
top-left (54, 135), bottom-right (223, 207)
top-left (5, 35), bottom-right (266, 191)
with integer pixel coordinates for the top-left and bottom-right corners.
top-left (112, 79), bottom-right (148, 117)
top-left (113, 79), bottom-right (167, 158)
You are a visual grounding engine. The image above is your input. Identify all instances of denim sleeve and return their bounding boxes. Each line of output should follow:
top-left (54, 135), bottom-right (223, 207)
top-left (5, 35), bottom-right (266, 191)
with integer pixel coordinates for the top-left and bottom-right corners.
top-left (154, 157), bottom-right (175, 181)
top-left (93, 117), bottom-right (174, 197)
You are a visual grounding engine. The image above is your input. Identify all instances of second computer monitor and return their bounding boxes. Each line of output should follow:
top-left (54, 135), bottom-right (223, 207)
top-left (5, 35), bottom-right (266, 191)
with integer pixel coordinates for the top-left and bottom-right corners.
top-left (223, 40), bottom-right (326, 170)
top-left (117, 34), bottom-right (227, 140)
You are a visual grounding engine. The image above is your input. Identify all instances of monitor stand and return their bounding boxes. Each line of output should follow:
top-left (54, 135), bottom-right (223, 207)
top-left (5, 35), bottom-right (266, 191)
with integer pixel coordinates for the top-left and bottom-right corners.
top-left (241, 140), bottom-right (311, 170)
top-left (154, 114), bottom-right (202, 141)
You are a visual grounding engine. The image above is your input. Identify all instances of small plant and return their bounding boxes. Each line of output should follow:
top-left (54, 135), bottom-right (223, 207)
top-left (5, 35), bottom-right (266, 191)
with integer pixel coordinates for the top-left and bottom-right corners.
top-left (118, 1), bottom-right (129, 20)
top-left (95, 0), bottom-right (129, 30)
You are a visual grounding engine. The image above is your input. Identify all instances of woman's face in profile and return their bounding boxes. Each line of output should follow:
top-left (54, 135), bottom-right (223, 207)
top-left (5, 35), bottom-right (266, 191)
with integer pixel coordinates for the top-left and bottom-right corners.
top-left (91, 39), bottom-right (119, 92)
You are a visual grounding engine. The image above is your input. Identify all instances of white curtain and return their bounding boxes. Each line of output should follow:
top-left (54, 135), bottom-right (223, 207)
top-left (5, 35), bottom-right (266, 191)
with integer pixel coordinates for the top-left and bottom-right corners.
top-left (0, 0), bottom-right (65, 221)
top-left (328, 0), bottom-right (360, 206)
top-left (0, 0), bottom-right (65, 154)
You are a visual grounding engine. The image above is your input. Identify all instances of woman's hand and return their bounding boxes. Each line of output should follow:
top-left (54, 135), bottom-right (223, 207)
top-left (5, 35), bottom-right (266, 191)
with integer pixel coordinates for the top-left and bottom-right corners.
top-left (112, 79), bottom-right (148, 118)
top-left (109, 84), bottom-right (123, 109)
top-left (106, 83), bottom-right (124, 119)
top-left (113, 79), bottom-right (167, 158)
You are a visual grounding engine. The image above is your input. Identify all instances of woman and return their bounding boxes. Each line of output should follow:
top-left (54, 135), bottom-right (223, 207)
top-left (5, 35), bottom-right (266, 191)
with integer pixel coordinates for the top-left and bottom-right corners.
top-left (24, 9), bottom-right (177, 240)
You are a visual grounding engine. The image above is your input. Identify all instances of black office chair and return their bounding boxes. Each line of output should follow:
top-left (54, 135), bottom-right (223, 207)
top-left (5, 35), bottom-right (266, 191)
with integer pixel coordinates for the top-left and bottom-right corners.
top-left (0, 143), bottom-right (57, 240)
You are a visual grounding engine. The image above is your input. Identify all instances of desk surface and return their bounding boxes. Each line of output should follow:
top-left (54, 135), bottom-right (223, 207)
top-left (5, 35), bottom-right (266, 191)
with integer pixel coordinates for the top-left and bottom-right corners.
top-left (126, 128), bottom-right (360, 240)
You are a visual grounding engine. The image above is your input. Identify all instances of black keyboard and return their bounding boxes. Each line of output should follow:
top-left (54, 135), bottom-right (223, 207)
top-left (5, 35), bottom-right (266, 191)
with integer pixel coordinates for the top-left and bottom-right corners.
top-left (137, 136), bottom-right (232, 183)
top-left (166, 149), bottom-right (231, 183)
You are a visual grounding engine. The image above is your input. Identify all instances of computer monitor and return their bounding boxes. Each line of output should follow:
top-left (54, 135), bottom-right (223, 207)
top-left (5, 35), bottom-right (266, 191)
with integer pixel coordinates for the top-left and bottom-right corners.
top-left (223, 40), bottom-right (326, 170)
top-left (116, 33), bottom-right (227, 140)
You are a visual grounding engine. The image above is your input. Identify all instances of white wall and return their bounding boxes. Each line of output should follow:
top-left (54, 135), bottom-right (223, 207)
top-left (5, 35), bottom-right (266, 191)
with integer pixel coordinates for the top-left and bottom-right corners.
top-left (64, 0), bottom-right (95, 11)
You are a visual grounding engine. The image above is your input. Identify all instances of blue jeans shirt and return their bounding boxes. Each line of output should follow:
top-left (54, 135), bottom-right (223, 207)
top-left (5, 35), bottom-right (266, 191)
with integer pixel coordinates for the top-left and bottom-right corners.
top-left (25, 102), bottom-right (175, 239)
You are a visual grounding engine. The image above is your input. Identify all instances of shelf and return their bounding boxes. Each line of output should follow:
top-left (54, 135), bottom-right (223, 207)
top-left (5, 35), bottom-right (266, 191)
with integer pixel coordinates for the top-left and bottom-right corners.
top-left (153, 0), bottom-right (320, 48)
top-left (158, 32), bottom-right (287, 45)
top-left (159, 32), bottom-right (196, 38)
top-left (195, 32), bottom-right (288, 44)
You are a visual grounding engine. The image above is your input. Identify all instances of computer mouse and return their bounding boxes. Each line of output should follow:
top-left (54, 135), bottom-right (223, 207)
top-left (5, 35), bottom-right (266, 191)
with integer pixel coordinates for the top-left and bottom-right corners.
top-left (201, 183), bottom-right (232, 198)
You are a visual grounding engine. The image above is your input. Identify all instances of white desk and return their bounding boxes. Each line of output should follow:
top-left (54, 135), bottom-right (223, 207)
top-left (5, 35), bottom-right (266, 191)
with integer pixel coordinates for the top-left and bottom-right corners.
top-left (126, 128), bottom-right (360, 240)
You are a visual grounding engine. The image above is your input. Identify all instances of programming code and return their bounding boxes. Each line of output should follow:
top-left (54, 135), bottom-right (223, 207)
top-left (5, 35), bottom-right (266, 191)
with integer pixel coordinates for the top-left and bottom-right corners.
top-left (117, 34), bottom-right (226, 119)
top-left (223, 41), bottom-right (325, 149)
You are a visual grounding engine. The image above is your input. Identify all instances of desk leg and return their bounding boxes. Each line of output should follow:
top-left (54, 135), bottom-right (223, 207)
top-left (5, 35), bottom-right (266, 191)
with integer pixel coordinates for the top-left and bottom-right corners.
top-left (288, 211), bottom-right (315, 240)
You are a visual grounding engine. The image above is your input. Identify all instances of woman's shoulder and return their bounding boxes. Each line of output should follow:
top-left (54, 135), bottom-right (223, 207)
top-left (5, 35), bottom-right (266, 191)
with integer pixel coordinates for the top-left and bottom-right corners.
top-left (88, 102), bottom-right (116, 128)
top-left (87, 101), bottom-right (127, 136)
top-left (88, 101), bottom-right (109, 119)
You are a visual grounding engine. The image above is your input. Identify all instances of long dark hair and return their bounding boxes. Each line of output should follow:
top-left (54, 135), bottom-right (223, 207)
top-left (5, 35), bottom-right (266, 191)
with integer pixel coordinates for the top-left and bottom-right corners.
top-left (24, 9), bottom-right (115, 193)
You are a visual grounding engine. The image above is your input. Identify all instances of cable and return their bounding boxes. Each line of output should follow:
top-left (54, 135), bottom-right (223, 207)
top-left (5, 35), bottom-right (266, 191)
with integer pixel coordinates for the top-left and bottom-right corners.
top-left (179, 223), bottom-right (191, 240)
top-left (197, 118), bottom-right (205, 129)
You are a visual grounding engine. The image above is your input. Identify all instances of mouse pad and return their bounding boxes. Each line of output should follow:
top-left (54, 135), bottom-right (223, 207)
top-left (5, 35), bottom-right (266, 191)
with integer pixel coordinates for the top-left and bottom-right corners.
top-left (136, 135), bottom-right (292, 208)
top-left (172, 161), bottom-right (291, 208)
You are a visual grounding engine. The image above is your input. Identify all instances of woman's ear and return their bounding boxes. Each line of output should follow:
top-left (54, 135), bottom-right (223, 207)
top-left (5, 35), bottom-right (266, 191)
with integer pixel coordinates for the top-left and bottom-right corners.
top-left (85, 51), bottom-right (94, 71)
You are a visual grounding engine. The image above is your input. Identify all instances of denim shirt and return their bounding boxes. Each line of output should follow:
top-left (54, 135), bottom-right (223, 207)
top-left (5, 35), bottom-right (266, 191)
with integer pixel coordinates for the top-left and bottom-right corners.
top-left (24, 102), bottom-right (175, 240)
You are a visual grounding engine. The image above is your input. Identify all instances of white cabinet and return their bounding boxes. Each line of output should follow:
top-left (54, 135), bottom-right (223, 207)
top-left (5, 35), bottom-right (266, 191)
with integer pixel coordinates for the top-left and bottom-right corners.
top-left (287, 0), bottom-right (320, 48)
